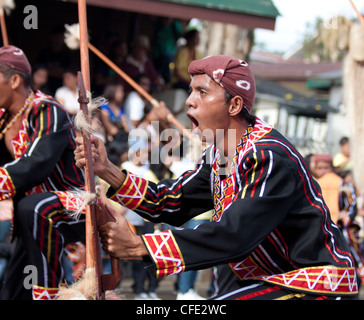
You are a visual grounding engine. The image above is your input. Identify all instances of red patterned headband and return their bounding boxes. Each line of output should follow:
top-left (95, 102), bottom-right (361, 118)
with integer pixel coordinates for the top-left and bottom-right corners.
top-left (188, 55), bottom-right (255, 113)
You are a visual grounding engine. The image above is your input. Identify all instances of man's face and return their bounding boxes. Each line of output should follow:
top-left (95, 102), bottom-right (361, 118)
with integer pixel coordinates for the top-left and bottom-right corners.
top-left (186, 74), bottom-right (229, 141)
top-left (315, 160), bottom-right (332, 178)
top-left (0, 72), bottom-right (13, 108)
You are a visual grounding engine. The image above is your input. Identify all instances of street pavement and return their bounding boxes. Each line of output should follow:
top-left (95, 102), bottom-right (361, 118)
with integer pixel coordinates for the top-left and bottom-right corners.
top-left (114, 268), bottom-right (211, 300)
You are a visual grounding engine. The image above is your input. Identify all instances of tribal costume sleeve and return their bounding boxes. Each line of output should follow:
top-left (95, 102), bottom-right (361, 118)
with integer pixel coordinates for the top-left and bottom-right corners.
top-left (108, 147), bottom-right (214, 226)
top-left (0, 93), bottom-right (84, 201)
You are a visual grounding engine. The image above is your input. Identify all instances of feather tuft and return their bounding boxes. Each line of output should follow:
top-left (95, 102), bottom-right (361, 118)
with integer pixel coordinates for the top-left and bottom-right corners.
top-left (73, 92), bottom-right (107, 134)
top-left (57, 268), bottom-right (97, 300)
top-left (0, 0), bottom-right (15, 15)
top-left (64, 23), bottom-right (81, 50)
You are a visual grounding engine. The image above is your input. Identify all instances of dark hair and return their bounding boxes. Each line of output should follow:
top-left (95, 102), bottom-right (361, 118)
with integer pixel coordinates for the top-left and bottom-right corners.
top-left (0, 63), bottom-right (32, 88)
top-left (63, 67), bottom-right (78, 76)
top-left (303, 153), bottom-right (314, 170)
top-left (106, 140), bottom-right (129, 166)
top-left (184, 29), bottom-right (199, 42)
top-left (224, 90), bottom-right (256, 125)
top-left (337, 170), bottom-right (352, 179)
top-left (339, 136), bottom-right (349, 145)
top-left (150, 147), bottom-right (173, 181)
top-left (32, 63), bottom-right (48, 74)
top-left (103, 83), bottom-right (124, 102)
top-left (142, 103), bottom-right (153, 119)
top-left (134, 73), bottom-right (150, 85)
top-left (134, 73), bottom-right (152, 94)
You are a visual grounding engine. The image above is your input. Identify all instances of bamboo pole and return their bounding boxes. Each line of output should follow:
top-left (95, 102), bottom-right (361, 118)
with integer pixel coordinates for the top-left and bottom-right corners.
top-left (349, 0), bottom-right (364, 27)
top-left (0, 8), bottom-right (8, 46)
top-left (77, 0), bottom-right (104, 300)
top-left (78, 1), bottom-right (90, 91)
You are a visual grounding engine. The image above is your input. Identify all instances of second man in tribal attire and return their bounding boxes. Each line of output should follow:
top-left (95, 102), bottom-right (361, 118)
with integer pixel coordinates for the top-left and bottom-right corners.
top-left (0, 45), bottom-right (85, 300)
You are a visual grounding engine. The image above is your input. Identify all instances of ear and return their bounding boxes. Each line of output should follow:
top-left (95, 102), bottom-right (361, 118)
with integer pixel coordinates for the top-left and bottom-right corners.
top-left (228, 96), bottom-right (244, 117)
top-left (9, 74), bottom-right (22, 90)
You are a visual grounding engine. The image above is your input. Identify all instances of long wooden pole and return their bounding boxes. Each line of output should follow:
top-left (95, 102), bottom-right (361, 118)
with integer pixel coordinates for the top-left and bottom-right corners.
top-left (0, 9), bottom-right (9, 46)
top-left (78, 1), bottom-right (90, 91)
top-left (77, 0), bottom-right (104, 300)
top-left (349, 0), bottom-right (364, 27)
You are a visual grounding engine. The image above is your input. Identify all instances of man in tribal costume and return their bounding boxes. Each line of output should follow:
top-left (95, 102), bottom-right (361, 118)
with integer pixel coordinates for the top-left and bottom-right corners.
top-left (0, 45), bottom-right (85, 300)
top-left (75, 55), bottom-right (358, 300)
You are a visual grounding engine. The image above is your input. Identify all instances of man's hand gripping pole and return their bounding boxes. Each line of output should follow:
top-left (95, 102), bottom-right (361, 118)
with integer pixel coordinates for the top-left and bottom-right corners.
top-left (77, 71), bottom-right (121, 299)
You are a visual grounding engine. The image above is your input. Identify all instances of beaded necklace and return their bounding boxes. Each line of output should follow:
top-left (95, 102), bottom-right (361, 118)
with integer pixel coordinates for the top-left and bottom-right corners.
top-left (0, 91), bottom-right (34, 140)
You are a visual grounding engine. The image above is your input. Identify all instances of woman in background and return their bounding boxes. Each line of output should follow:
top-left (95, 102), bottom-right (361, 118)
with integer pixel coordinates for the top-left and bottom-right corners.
top-left (100, 83), bottom-right (130, 144)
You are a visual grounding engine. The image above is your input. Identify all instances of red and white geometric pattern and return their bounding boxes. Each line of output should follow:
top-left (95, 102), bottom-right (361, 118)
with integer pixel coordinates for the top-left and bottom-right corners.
top-left (110, 171), bottom-right (148, 211)
top-left (0, 168), bottom-right (15, 201)
top-left (142, 230), bottom-right (185, 278)
top-left (32, 285), bottom-right (59, 300)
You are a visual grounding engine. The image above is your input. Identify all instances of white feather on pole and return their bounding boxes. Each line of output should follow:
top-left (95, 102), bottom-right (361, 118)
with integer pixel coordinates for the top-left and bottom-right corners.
top-left (73, 93), bottom-right (106, 133)
top-left (0, 0), bottom-right (14, 46)
top-left (64, 23), bottom-right (82, 50)
top-left (0, 0), bottom-right (15, 15)
top-left (66, 190), bottom-right (97, 221)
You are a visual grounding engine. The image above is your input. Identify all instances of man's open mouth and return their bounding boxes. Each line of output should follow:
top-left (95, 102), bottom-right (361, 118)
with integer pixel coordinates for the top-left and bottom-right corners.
top-left (187, 114), bottom-right (199, 132)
